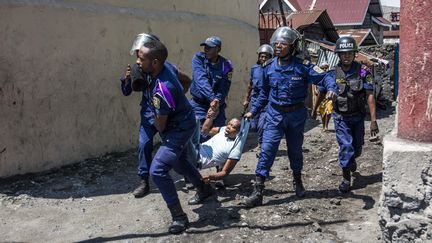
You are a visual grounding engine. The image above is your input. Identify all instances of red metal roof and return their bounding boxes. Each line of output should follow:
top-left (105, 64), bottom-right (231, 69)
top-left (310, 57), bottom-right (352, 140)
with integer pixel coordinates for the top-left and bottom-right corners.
top-left (286, 10), bottom-right (339, 42)
top-left (295, 0), bottom-right (371, 26)
top-left (376, 17), bottom-right (392, 25)
top-left (383, 30), bottom-right (400, 38)
top-left (338, 29), bottom-right (378, 46)
top-left (288, 0), bottom-right (303, 11)
top-left (286, 10), bottom-right (325, 29)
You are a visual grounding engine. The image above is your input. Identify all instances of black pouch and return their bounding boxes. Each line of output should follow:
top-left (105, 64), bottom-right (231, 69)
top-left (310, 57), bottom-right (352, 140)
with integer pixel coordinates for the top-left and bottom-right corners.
top-left (336, 96), bottom-right (349, 113)
top-left (349, 79), bottom-right (363, 92)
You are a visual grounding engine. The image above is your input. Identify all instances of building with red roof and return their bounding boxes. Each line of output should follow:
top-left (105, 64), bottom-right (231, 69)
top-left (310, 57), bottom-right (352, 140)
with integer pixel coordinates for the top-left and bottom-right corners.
top-left (259, 0), bottom-right (388, 44)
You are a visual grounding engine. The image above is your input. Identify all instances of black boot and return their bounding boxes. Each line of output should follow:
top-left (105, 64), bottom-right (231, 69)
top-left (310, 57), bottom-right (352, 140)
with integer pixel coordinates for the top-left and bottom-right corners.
top-left (244, 175), bottom-right (265, 208)
top-left (188, 182), bottom-right (214, 205)
top-left (338, 168), bottom-right (351, 193)
top-left (132, 176), bottom-right (150, 198)
top-left (293, 173), bottom-right (306, 198)
top-left (168, 202), bottom-right (189, 234)
top-left (349, 161), bottom-right (357, 173)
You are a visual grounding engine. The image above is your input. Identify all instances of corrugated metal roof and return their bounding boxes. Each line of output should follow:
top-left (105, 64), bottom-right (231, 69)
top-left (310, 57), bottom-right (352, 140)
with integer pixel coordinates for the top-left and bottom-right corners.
top-left (295, 0), bottom-right (372, 26)
top-left (383, 30), bottom-right (400, 38)
top-left (376, 17), bottom-right (391, 25)
top-left (286, 10), bottom-right (339, 42)
top-left (288, 0), bottom-right (302, 11)
top-left (338, 29), bottom-right (378, 46)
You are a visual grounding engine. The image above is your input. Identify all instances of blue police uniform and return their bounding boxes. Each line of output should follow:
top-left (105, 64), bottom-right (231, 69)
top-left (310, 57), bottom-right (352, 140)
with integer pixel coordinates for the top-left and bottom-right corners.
top-left (146, 63), bottom-right (204, 207)
top-left (121, 62), bottom-right (180, 180)
top-left (250, 64), bottom-right (267, 144)
top-left (329, 61), bottom-right (373, 169)
top-left (189, 52), bottom-right (233, 142)
top-left (250, 57), bottom-right (337, 178)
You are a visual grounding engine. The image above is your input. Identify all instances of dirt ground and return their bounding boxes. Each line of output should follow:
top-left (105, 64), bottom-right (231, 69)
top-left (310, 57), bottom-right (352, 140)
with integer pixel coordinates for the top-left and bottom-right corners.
top-left (0, 104), bottom-right (395, 243)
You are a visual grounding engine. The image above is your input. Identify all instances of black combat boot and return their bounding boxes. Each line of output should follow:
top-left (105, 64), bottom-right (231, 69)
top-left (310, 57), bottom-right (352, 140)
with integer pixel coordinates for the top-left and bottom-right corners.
top-left (187, 182), bottom-right (214, 205)
top-left (350, 162), bottom-right (357, 172)
top-left (293, 173), bottom-right (306, 198)
top-left (244, 175), bottom-right (265, 208)
top-left (132, 176), bottom-right (150, 198)
top-left (168, 202), bottom-right (189, 234)
top-left (338, 168), bottom-right (351, 193)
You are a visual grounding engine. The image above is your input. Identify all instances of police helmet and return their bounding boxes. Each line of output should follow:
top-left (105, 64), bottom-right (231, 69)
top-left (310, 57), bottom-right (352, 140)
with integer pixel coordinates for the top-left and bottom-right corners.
top-left (130, 33), bottom-right (160, 55)
top-left (335, 36), bottom-right (358, 53)
top-left (256, 44), bottom-right (274, 57)
top-left (270, 27), bottom-right (301, 46)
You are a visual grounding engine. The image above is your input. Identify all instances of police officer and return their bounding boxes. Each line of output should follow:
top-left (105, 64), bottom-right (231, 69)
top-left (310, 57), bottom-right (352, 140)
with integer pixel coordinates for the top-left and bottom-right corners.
top-left (243, 44), bottom-right (274, 157)
top-left (244, 27), bottom-right (337, 207)
top-left (330, 36), bottom-right (379, 193)
top-left (136, 40), bottom-right (213, 234)
top-left (189, 36), bottom-right (233, 142)
top-left (120, 33), bottom-right (192, 198)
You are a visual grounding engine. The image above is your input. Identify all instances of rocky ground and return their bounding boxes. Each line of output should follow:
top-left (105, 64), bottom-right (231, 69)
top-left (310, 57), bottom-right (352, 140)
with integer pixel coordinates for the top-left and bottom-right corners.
top-left (0, 103), bottom-right (395, 243)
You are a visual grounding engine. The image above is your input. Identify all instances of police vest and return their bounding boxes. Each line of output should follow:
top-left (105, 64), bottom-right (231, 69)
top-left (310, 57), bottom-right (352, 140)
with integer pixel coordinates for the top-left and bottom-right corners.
top-left (334, 65), bottom-right (367, 115)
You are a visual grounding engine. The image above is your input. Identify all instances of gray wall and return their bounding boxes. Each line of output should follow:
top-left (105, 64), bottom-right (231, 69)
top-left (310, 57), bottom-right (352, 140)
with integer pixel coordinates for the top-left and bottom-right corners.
top-left (0, 0), bottom-right (260, 177)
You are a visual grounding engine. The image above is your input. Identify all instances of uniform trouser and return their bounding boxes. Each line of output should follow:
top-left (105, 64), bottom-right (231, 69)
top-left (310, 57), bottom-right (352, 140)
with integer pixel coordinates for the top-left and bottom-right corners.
top-left (255, 107), bottom-right (307, 178)
top-left (333, 113), bottom-right (365, 169)
top-left (251, 111), bottom-right (267, 144)
top-left (137, 123), bottom-right (158, 178)
top-left (189, 99), bottom-right (226, 143)
top-left (150, 127), bottom-right (204, 207)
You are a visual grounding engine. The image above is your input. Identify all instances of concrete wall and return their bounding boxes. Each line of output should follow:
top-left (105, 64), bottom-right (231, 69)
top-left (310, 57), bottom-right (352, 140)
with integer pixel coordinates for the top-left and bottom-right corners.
top-left (0, 0), bottom-right (260, 177)
top-left (379, 0), bottom-right (432, 241)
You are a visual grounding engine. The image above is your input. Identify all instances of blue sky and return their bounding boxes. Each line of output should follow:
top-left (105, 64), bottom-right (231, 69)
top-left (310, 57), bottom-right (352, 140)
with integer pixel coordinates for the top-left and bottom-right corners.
top-left (381, 0), bottom-right (400, 7)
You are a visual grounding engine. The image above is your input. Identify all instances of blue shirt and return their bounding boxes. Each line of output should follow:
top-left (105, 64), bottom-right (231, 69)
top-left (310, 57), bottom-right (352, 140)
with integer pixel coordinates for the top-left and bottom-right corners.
top-left (121, 62), bottom-right (179, 126)
top-left (251, 57), bottom-right (337, 116)
top-left (145, 63), bottom-right (195, 134)
top-left (250, 64), bottom-right (265, 104)
top-left (190, 52), bottom-right (233, 105)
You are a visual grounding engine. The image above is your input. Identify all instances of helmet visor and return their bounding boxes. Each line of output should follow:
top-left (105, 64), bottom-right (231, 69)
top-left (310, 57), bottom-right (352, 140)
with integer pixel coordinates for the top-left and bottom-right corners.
top-left (130, 34), bottom-right (158, 56)
top-left (270, 27), bottom-right (300, 46)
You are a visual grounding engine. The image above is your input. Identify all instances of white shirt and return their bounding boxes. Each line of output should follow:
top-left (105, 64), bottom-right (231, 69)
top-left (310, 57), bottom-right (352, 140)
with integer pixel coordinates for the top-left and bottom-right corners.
top-left (199, 120), bottom-right (250, 169)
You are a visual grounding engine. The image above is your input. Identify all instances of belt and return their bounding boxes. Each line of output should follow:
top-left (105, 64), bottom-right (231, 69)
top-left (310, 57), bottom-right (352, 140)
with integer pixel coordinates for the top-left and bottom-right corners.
top-left (271, 102), bottom-right (304, 113)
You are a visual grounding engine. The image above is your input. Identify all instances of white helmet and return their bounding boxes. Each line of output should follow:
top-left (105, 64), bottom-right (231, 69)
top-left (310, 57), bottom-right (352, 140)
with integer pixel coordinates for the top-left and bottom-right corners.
top-left (256, 44), bottom-right (274, 57)
top-left (130, 33), bottom-right (160, 55)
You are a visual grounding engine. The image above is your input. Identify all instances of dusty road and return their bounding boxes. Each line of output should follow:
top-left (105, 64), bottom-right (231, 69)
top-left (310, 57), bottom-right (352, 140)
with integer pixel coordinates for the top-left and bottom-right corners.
top-left (0, 105), bottom-right (395, 243)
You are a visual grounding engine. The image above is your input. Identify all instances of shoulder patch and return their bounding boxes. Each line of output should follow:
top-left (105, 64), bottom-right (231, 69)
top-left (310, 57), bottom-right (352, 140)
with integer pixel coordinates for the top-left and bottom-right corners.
top-left (227, 72), bottom-right (233, 80)
top-left (313, 65), bottom-right (324, 74)
top-left (153, 96), bottom-right (160, 109)
top-left (223, 60), bottom-right (233, 75)
top-left (366, 74), bottom-right (373, 84)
